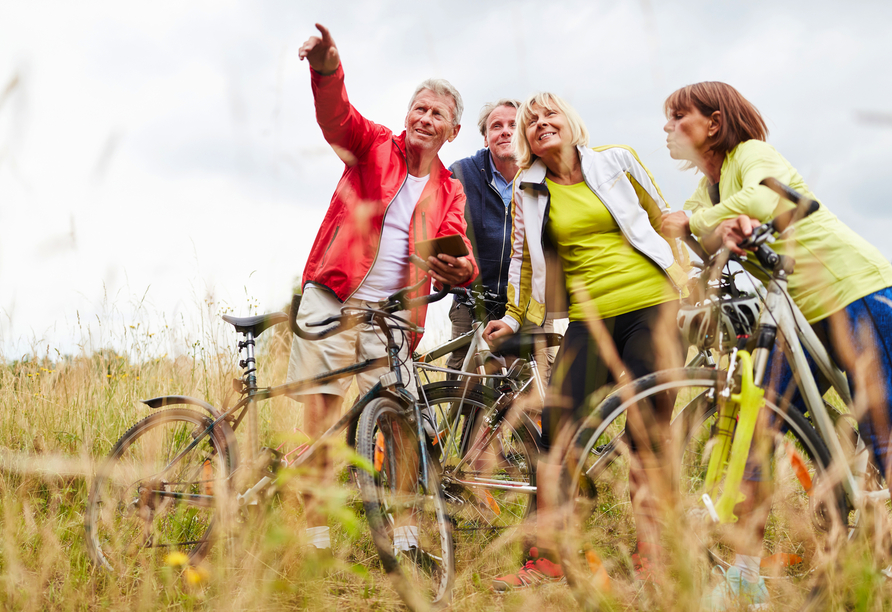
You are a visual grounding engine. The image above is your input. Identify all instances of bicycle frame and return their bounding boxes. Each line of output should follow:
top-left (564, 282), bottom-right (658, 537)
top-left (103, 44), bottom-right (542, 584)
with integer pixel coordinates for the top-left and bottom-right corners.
top-left (144, 310), bottom-right (432, 510)
top-left (700, 255), bottom-right (886, 526)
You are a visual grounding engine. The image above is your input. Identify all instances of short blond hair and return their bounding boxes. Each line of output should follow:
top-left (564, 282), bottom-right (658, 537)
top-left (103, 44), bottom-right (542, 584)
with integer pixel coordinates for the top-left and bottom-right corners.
top-left (477, 99), bottom-right (520, 136)
top-left (513, 93), bottom-right (589, 170)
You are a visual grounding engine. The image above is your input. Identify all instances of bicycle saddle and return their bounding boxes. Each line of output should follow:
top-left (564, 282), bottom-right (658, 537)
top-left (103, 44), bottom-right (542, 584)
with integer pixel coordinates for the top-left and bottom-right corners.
top-left (490, 332), bottom-right (563, 359)
top-left (222, 312), bottom-right (288, 337)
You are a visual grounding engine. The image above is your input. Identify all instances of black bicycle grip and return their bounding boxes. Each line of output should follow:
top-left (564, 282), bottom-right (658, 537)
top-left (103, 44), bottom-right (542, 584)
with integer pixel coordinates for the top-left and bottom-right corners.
top-left (289, 294), bottom-right (302, 335)
top-left (402, 284), bottom-right (451, 310)
top-left (759, 177), bottom-right (820, 233)
top-left (288, 292), bottom-right (366, 340)
top-left (683, 233), bottom-right (710, 262)
top-left (409, 253), bottom-right (431, 273)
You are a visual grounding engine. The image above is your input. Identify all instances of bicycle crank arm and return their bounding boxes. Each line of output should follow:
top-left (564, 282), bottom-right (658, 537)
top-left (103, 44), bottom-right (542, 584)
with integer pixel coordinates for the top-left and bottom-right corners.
top-left (153, 490), bottom-right (216, 508)
top-left (237, 475), bottom-right (273, 506)
top-left (446, 476), bottom-right (537, 494)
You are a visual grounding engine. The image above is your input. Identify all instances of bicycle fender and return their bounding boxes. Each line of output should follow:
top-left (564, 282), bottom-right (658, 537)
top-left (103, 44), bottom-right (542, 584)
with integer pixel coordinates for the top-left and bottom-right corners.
top-left (141, 395), bottom-right (241, 471)
top-left (142, 395), bottom-right (224, 419)
top-left (519, 412), bottom-right (544, 446)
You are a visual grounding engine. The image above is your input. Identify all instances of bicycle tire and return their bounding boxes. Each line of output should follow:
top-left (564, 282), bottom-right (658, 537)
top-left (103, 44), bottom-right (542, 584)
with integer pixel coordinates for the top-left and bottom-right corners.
top-left (566, 368), bottom-right (846, 583)
top-left (418, 380), bottom-right (540, 534)
top-left (85, 408), bottom-right (235, 572)
top-left (356, 397), bottom-right (455, 610)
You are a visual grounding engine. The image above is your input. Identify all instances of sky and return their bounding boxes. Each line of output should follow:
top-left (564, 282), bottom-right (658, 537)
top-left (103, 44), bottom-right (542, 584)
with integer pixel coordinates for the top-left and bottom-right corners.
top-left (2, 0), bottom-right (892, 359)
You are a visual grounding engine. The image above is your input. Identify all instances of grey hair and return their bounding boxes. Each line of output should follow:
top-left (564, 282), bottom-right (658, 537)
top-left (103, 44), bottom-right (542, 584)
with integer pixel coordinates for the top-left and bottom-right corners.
top-left (477, 99), bottom-right (520, 136)
top-left (514, 92), bottom-right (589, 170)
top-left (409, 78), bottom-right (463, 127)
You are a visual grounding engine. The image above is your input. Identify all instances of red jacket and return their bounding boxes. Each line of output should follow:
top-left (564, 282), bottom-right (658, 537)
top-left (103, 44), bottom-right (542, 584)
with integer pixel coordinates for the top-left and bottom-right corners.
top-left (302, 64), bottom-right (477, 346)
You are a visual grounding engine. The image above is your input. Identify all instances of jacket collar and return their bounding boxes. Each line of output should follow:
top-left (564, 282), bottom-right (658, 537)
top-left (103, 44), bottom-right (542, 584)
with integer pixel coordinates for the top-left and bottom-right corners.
top-left (519, 145), bottom-right (604, 192)
top-left (479, 148), bottom-right (494, 183)
top-left (394, 130), bottom-right (450, 186)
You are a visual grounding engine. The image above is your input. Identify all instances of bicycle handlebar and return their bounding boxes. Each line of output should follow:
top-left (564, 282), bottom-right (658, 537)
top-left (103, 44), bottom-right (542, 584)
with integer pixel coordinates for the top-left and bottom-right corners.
top-left (731, 179), bottom-right (820, 272)
top-left (737, 178), bottom-right (820, 250)
top-left (289, 283), bottom-right (452, 341)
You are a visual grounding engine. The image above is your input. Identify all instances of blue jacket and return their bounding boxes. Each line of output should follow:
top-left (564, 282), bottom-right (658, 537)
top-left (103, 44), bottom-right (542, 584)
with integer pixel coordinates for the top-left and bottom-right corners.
top-left (449, 149), bottom-right (513, 300)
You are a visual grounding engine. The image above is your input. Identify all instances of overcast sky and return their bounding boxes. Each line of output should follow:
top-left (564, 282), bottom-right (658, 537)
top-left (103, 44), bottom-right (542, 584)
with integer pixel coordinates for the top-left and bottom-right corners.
top-left (2, 0), bottom-right (891, 359)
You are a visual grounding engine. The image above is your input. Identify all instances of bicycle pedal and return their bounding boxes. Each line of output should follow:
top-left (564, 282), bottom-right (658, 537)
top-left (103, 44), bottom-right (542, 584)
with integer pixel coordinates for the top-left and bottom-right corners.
top-left (430, 429), bottom-right (447, 446)
top-left (201, 459), bottom-right (214, 496)
top-left (482, 490), bottom-right (501, 516)
top-left (761, 552), bottom-right (803, 569)
top-left (374, 431), bottom-right (385, 472)
top-left (701, 493), bottom-right (720, 523)
top-left (584, 549), bottom-right (611, 593)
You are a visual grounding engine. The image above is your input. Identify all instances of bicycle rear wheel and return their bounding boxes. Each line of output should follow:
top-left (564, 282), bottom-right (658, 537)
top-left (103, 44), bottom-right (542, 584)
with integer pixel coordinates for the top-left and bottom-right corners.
top-left (356, 397), bottom-right (455, 610)
top-left (418, 381), bottom-right (539, 534)
top-left (85, 408), bottom-right (235, 573)
top-left (567, 368), bottom-right (846, 582)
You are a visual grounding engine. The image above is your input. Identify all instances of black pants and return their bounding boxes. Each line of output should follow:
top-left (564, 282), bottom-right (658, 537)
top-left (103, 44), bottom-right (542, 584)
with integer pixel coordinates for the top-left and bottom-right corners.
top-left (541, 302), bottom-right (681, 451)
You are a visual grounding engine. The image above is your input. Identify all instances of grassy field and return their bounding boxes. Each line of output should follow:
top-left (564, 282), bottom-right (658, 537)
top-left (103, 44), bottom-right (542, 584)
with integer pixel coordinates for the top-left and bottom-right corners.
top-left (2, 303), bottom-right (892, 611)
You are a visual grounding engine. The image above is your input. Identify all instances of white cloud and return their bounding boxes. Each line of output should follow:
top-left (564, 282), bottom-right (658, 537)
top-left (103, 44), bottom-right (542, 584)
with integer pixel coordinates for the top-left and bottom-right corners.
top-left (2, 0), bottom-right (891, 357)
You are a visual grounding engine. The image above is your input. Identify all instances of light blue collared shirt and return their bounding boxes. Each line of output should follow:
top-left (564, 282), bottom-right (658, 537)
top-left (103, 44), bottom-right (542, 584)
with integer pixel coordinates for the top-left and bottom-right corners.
top-left (489, 151), bottom-right (512, 208)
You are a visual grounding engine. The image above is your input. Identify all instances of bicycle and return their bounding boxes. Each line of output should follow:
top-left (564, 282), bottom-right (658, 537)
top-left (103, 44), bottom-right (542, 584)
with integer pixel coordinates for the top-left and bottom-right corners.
top-left (560, 179), bottom-right (890, 605)
top-left (410, 288), bottom-right (561, 535)
top-left (84, 276), bottom-right (457, 610)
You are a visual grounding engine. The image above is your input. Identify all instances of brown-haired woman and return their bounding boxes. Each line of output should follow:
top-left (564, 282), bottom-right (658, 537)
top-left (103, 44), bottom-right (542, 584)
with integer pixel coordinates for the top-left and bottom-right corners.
top-left (484, 92), bottom-right (688, 590)
top-left (661, 81), bottom-right (892, 610)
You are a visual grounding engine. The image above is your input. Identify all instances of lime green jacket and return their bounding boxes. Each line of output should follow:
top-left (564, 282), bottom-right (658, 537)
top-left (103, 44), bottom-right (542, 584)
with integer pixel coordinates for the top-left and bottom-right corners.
top-left (686, 139), bottom-right (892, 323)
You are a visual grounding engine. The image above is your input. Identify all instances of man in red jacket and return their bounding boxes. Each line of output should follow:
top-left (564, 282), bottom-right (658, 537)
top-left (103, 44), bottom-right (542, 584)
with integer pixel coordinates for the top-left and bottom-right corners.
top-left (290, 24), bottom-right (476, 555)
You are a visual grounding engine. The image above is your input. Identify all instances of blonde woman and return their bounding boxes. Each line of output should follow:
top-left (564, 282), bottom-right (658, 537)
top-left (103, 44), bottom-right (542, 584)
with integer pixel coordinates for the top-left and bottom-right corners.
top-left (484, 93), bottom-right (687, 590)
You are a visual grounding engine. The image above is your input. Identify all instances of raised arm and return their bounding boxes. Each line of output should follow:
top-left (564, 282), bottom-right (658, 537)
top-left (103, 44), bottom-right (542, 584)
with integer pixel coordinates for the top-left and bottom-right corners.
top-left (298, 23), bottom-right (340, 75)
top-left (299, 24), bottom-right (384, 161)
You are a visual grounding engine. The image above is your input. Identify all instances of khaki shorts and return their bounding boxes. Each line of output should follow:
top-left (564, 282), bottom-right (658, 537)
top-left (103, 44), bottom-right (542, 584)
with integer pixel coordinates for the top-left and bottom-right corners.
top-left (286, 284), bottom-right (416, 399)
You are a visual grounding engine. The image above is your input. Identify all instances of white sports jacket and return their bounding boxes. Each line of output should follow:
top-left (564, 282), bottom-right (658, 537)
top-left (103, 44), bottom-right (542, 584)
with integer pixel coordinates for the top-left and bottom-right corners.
top-left (502, 144), bottom-right (689, 330)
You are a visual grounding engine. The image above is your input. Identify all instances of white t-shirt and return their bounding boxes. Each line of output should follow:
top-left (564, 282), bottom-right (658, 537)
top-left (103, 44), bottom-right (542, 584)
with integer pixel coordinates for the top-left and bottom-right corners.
top-left (352, 173), bottom-right (430, 301)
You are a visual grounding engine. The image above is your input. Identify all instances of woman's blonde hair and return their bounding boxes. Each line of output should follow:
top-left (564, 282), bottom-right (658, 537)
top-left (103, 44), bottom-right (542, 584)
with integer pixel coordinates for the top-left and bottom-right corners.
top-left (513, 92), bottom-right (589, 170)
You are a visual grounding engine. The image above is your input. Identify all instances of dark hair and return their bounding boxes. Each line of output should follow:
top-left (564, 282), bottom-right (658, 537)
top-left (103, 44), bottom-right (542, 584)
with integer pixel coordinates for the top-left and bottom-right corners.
top-left (664, 82), bottom-right (768, 156)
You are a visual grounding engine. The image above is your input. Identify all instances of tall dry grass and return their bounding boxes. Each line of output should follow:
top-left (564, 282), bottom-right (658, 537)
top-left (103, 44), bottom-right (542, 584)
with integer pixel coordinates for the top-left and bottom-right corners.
top-left (1, 296), bottom-right (891, 611)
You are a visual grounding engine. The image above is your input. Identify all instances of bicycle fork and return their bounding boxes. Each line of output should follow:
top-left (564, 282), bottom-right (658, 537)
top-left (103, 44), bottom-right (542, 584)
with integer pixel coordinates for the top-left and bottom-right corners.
top-left (701, 349), bottom-right (766, 524)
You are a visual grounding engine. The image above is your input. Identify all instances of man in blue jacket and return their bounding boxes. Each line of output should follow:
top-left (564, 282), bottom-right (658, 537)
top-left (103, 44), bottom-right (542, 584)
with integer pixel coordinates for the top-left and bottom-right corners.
top-left (448, 100), bottom-right (555, 374)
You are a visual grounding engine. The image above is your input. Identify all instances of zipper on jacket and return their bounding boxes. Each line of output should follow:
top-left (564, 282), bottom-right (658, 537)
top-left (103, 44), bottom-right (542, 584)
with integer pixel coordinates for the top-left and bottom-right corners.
top-left (422, 211), bottom-right (427, 240)
top-left (348, 140), bottom-right (408, 300)
top-left (580, 173), bottom-right (679, 289)
top-left (319, 225), bottom-right (340, 269)
top-left (496, 204), bottom-right (509, 295)
top-left (484, 173), bottom-right (510, 296)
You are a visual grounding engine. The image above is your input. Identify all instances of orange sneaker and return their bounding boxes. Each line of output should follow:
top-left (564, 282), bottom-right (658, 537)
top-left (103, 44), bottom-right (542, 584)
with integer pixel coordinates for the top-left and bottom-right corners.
top-left (631, 542), bottom-right (662, 585)
top-left (491, 547), bottom-right (565, 591)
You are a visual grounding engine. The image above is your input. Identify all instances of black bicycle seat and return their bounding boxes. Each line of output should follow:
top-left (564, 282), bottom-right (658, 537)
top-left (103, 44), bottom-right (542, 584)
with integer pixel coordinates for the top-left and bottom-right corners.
top-left (222, 312), bottom-right (288, 337)
top-left (490, 332), bottom-right (563, 359)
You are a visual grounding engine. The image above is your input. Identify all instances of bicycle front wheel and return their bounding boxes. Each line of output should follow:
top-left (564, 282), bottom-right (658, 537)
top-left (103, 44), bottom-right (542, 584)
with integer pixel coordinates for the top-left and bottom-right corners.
top-left (356, 397), bottom-right (455, 610)
top-left (418, 380), bottom-right (539, 534)
top-left (85, 408), bottom-right (235, 573)
top-left (568, 368), bottom-right (846, 582)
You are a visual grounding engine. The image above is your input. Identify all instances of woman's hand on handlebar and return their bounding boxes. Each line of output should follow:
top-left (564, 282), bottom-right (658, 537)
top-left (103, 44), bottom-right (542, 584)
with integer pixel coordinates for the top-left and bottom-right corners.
top-left (707, 215), bottom-right (761, 256)
top-left (428, 254), bottom-right (473, 288)
top-left (483, 320), bottom-right (514, 344)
